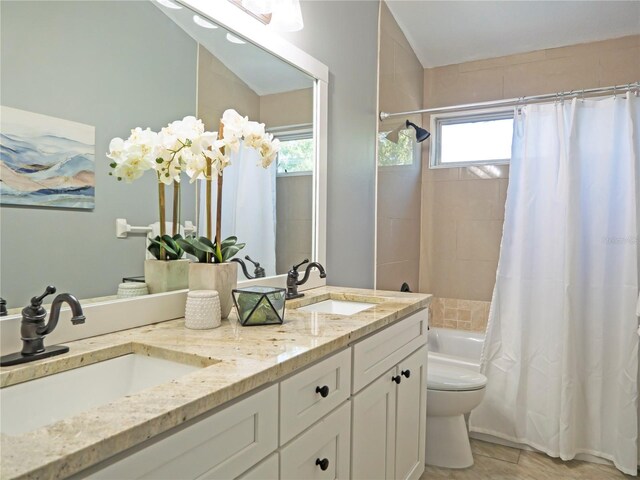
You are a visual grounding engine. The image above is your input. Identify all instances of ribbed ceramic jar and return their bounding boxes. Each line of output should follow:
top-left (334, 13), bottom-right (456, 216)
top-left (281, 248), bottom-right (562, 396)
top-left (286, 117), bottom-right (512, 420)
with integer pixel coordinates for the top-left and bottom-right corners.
top-left (117, 282), bottom-right (149, 299)
top-left (185, 290), bottom-right (221, 330)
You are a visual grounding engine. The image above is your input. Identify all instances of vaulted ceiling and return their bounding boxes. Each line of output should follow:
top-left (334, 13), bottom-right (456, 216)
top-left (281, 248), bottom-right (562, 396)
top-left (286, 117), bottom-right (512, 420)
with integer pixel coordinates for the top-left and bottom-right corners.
top-left (385, 0), bottom-right (640, 67)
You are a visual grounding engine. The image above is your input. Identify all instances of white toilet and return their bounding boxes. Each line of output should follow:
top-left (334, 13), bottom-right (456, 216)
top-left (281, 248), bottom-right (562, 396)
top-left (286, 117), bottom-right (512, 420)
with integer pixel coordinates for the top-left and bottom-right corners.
top-left (425, 361), bottom-right (487, 468)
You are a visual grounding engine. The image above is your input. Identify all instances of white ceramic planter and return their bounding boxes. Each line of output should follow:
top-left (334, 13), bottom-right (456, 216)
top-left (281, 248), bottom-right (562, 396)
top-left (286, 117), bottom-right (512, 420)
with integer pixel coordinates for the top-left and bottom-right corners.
top-left (144, 259), bottom-right (190, 294)
top-left (188, 262), bottom-right (238, 319)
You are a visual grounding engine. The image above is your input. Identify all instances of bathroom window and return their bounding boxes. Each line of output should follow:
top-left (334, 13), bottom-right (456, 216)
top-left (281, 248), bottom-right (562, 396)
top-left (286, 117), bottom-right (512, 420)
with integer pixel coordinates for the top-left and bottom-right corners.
top-left (378, 129), bottom-right (416, 167)
top-left (273, 126), bottom-right (314, 175)
top-left (430, 108), bottom-right (514, 168)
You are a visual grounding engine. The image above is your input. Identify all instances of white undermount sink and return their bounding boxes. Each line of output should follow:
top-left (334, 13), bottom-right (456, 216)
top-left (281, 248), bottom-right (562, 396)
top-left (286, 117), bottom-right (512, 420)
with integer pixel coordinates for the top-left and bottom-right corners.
top-left (296, 299), bottom-right (376, 316)
top-left (0, 354), bottom-right (201, 435)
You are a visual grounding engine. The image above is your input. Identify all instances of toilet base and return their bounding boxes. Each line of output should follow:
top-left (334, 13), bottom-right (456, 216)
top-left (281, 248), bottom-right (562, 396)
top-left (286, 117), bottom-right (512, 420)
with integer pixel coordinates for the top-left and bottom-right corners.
top-left (425, 414), bottom-right (474, 469)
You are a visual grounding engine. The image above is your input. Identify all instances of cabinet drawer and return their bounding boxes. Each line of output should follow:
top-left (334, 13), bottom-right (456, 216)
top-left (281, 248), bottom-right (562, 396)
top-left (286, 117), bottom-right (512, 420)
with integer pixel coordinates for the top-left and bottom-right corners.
top-left (86, 385), bottom-right (278, 480)
top-left (280, 348), bottom-right (351, 444)
top-left (280, 401), bottom-right (351, 480)
top-left (352, 309), bottom-right (428, 393)
top-left (236, 452), bottom-right (279, 480)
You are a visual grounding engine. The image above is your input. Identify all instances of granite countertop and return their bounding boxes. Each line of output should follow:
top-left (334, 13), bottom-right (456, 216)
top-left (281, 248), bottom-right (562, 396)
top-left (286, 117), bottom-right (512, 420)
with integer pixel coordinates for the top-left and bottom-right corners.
top-left (0, 286), bottom-right (431, 480)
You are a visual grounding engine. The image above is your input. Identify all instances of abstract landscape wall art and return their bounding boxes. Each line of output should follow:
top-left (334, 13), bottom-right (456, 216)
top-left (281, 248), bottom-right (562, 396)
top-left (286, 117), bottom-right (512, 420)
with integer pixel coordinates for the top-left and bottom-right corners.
top-left (0, 106), bottom-right (95, 209)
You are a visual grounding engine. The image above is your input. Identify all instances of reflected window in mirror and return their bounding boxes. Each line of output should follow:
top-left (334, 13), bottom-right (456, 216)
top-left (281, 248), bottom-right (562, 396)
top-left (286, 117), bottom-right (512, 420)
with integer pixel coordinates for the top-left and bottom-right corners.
top-left (378, 130), bottom-right (416, 167)
top-left (273, 125), bottom-right (313, 175)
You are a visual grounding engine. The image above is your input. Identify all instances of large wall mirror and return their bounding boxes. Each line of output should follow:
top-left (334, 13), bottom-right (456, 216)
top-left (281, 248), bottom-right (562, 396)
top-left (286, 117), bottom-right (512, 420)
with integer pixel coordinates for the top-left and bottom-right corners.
top-left (0, 0), bottom-right (328, 311)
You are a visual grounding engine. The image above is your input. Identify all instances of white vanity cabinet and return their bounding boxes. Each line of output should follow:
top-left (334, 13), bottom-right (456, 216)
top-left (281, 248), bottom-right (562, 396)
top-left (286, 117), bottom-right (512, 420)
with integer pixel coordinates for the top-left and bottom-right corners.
top-left (351, 310), bottom-right (428, 480)
top-left (76, 308), bottom-right (427, 480)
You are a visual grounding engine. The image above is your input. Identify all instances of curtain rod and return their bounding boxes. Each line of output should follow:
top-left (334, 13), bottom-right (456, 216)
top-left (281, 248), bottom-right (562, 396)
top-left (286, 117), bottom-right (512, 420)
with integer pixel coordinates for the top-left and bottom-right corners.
top-left (379, 82), bottom-right (640, 120)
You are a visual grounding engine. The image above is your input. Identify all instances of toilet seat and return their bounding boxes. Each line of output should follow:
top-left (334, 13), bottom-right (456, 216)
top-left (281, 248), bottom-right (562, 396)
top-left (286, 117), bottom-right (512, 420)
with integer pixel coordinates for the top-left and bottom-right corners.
top-left (428, 363), bottom-right (487, 392)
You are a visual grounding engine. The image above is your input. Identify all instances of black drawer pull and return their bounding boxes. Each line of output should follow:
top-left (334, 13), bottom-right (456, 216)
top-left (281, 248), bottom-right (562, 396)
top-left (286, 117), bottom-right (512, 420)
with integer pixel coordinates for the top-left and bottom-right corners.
top-left (315, 385), bottom-right (330, 397)
top-left (401, 369), bottom-right (411, 378)
top-left (316, 457), bottom-right (330, 471)
top-left (392, 375), bottom-right (401, 384)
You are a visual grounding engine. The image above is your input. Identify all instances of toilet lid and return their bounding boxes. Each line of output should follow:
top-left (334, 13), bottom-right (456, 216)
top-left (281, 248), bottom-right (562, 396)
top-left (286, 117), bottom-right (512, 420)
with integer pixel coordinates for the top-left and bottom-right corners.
top-left (427, 363), bottom-right (487, 391)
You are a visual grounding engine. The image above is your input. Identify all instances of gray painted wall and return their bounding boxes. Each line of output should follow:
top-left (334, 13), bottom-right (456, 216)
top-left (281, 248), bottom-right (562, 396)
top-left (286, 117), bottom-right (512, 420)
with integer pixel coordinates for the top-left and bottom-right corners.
top-left (1, 1), bottom-right (197, 308)
top-left (280, 1), bottom-right (380, 288)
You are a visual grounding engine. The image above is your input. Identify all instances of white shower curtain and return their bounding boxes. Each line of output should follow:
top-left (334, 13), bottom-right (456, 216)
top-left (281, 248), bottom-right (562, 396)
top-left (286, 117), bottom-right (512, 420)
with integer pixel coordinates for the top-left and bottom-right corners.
top-left (469, 94), bottom-right (640, 475)
top-left (198, 145), bottom-right (277, 277)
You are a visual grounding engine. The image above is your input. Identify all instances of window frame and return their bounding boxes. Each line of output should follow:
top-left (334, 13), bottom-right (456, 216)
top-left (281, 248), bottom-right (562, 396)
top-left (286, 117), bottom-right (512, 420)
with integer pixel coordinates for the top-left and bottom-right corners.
top-left (270, 124), bottom-right (314, 177)
top-left (429, 107), bottom-right (514, 169)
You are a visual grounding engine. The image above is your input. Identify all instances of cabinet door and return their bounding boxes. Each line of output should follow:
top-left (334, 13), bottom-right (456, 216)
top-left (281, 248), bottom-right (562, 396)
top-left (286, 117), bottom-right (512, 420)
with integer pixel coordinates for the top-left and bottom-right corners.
top-left (352, 309), bottom-right (428, 393)
top-left (235, 453), bottom-right (278, 480)
top-left (280, 401), bottom-right (351, 480)
top-left (395, 346), bottom-right (427, 480)
top-left (84, 385), bottom-right (278, 480)
top-left (351, 366), bottom-right (397, 480)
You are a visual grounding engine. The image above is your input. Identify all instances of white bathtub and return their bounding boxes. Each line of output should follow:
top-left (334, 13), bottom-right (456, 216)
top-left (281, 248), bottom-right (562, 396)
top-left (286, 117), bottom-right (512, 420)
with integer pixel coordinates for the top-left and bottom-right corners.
top-left (428, 327), bottom-right (485, 371)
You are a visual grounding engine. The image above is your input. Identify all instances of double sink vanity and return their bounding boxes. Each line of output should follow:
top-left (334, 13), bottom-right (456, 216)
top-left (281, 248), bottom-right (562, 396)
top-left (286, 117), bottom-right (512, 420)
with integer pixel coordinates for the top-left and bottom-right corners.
top-left (0, 0), bottom-right (430, 478)
top-left (0, 287), bottom-right (431, 480)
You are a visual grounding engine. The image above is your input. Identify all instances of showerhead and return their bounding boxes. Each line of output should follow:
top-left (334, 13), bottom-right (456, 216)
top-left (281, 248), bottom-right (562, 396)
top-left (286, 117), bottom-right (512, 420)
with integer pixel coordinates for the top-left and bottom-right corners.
top-left (406, 120), bottom-right (430, 143)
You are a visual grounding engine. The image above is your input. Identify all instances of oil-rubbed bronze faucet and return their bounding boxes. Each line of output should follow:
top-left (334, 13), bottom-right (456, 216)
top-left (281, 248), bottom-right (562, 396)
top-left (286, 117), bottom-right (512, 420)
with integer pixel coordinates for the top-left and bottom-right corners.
top-left (0, 286), bottom-right (85, 367)
top-left (232, 255), bottom-right (266, 279)
top-left (286, 259), bottom-right (327, 300)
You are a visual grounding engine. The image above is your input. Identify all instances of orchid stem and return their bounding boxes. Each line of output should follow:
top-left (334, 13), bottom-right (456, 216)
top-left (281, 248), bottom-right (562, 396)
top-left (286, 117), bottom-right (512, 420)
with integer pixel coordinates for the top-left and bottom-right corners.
top-left (216, 122), bottom-right (225, 263)
top-left (158, 180), bottom-right (166, 260)
top-left (172, 181), bottom-right (179, 237)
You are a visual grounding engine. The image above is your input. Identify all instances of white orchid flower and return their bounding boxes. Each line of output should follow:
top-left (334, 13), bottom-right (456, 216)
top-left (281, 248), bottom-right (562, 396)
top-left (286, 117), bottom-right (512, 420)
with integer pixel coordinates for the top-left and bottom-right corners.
top-left (243, 121), bottom-right (266, 149)
top-left (258, 134), bottom-right (280, 168)
top-left (190, 131), bottom-right (218, 155)
top-left (205, 140), bottom-right (230, 175)
top-left (106, 137), bottom-right (126, 163)
top-left (113, 159), bottom-right (146, 183)
top-left (185, 152), bottom-right (208, 182)
top-left (221, 109), bottom-right (247, 152)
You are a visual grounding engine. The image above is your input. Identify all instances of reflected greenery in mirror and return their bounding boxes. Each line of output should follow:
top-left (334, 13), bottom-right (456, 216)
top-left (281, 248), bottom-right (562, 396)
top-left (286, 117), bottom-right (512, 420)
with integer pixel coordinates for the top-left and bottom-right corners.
top-left (378, 130), bottom-right (415, 166)
top-left (277, 138), bottom-right (314, 174)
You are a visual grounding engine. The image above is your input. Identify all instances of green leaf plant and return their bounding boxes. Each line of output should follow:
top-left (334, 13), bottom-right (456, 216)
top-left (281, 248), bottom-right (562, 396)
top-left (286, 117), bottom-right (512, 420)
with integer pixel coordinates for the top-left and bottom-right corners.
top-left (177, 235), bottom-right (245, 264)
top-left (147, 234), bottom-right (185, 261)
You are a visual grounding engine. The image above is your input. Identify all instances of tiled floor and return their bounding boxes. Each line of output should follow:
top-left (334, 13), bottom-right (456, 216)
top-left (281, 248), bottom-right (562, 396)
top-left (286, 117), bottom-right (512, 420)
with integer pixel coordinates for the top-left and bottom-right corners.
top-left (420, 439), bottom-right (634, 479)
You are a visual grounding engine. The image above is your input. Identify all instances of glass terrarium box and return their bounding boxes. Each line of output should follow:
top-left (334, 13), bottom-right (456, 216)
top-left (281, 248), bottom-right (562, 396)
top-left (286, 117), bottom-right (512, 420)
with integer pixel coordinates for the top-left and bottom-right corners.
top-left (232, 286), bottom-right (286, 326)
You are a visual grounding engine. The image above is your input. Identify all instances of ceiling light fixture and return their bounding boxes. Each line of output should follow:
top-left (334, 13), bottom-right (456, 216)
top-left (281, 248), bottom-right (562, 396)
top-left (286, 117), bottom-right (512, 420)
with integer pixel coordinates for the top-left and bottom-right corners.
top-left (241, 0), bottom-right (304, 32)
top-left (226, 33), bottom-right (246, 45)
top-left (193, 15), bottom-right (218, 29)
top-left (156, 0), bottom-right (181, 10)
